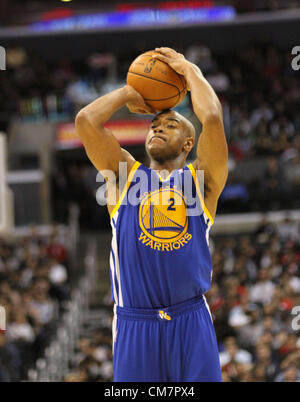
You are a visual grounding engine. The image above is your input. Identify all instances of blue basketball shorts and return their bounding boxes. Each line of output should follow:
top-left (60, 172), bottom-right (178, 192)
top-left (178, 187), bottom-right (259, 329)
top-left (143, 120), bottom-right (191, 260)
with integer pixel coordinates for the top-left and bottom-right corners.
top-left (112, 295), bottom-right (222, 382)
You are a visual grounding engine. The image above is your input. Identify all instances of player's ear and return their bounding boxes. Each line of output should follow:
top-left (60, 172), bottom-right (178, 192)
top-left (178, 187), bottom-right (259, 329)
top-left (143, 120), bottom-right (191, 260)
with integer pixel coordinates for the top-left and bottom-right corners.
top-left (183, 137), bottom-right (194, 152)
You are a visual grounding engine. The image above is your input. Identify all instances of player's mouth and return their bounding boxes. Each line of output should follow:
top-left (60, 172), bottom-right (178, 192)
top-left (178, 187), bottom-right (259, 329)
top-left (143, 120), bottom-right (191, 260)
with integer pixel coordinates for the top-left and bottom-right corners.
top-left (150, 135), bottom-right (167, 144)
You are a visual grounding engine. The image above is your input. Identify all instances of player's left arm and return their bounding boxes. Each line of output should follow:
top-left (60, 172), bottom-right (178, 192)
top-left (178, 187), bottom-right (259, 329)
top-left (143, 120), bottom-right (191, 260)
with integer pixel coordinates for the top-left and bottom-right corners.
top-left (153, 48), bottom-right (228, 219)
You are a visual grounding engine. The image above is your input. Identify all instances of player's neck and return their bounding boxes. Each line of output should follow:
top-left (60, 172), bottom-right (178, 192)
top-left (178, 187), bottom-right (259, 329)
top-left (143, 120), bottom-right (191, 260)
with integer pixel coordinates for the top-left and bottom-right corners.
top-left (149, 159), bottom-right (185, 178)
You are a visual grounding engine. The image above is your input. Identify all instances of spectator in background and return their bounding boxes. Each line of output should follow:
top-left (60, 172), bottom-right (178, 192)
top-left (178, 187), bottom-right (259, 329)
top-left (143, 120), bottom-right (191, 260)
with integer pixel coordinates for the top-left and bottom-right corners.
top-left (251, 101), bottom-right (274, 128)
top-left (87, 51), bottom-right (117, 83)
top-left (277, 215), bottom-right (300, 241)
top-left (219, 336), bottom-right (253, 381)
top-left (207, 68), bottom-right (230, 94)
top-left (65, 74), bottom-right (99, 115)
top-left (254, 342), bottom-right (279, 381)
top-left (284, 152), bottom-right (300, 194)
top-left (229, 303), bottom-right (264, 349)
top-left (27, 279), bottom-right (56, 327)
top-left (66, 333), bottom-right (113, 382)
top-left (184, 42), bottom-right (216, 73)
top-left (252, 121), bottom-right (274, 156)
top-left (6, 310), bottom-right (35, 344)
top-left (48, 258), bottom-right (69, 302)
top-left (46, 233), bottom-right (67, 264)
top-left (278, 366), bottom-right (300, 382)
top-left (263, 156), bottom-right (290, 207)
top-left (250, 268), bottom-right (275, 305)
top-left (252, 363), bottom-right (268, 382)
top-left (0, 332), bottom-right (22, 381)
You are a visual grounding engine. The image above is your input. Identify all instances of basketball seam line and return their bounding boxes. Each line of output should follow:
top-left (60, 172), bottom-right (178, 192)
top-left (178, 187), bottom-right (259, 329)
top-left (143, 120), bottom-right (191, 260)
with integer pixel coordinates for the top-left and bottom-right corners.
top-left (179, 74), bottom-right (186, 89)
top-left (128, 72), bottom-right (186, 102)
top-left (127, 70), bottom-right (183, 95)
top-left (144, 87), bottom-right (186, 102)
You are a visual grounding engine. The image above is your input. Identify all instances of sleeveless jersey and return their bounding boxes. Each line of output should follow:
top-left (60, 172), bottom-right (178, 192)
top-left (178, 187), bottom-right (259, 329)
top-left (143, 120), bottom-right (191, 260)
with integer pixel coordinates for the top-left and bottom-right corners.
top-left (109, 161), bottom-right (214, 309)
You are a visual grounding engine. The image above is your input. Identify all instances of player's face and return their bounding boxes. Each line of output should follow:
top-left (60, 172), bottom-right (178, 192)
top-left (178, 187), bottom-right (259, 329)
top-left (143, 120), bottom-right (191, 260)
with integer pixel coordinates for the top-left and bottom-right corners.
top-left (145, 111), bottom-right (186, 161)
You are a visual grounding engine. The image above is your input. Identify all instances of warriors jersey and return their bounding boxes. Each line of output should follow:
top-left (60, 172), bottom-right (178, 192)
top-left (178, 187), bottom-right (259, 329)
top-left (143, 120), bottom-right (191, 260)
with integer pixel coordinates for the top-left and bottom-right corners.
top-left (109, 161), bottom-right (214, 309)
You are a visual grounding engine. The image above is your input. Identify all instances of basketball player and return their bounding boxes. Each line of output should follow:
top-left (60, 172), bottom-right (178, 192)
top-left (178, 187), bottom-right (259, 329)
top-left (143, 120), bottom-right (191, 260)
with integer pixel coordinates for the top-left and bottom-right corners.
top-left (75, 47), bottom-right (228, 381)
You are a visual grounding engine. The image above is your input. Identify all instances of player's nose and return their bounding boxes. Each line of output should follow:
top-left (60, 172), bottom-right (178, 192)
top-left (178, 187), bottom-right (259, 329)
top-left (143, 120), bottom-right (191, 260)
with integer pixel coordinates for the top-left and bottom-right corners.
top-left (153, 127), bottom-right (163, 133)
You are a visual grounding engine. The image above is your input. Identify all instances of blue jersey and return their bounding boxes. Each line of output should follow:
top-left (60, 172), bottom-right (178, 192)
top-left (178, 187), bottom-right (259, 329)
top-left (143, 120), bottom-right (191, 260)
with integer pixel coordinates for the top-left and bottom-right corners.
top-left (109, 161), bottom-right (214, 309)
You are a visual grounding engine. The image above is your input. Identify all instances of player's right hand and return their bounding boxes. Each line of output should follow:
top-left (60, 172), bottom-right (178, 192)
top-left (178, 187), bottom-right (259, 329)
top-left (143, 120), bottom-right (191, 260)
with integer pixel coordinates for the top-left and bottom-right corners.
top-left (125, 85), bottom-right (156, 115)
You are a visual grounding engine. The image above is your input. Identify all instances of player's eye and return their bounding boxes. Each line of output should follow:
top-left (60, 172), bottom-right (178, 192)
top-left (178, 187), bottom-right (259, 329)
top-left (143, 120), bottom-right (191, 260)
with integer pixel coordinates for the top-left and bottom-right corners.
top-left (167, 125), bottom-right (176, 129)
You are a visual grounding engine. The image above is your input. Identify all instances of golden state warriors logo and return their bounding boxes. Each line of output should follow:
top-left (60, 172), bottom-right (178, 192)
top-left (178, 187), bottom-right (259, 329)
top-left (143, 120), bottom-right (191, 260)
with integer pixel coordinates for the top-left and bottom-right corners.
top-left (138, 187), bottom-right (192, 251)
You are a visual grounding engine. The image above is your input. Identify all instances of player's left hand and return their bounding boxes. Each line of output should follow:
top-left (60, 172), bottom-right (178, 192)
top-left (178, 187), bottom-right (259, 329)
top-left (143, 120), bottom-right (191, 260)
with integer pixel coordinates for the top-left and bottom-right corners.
top-left (152, 47), bottom-right (191, 89)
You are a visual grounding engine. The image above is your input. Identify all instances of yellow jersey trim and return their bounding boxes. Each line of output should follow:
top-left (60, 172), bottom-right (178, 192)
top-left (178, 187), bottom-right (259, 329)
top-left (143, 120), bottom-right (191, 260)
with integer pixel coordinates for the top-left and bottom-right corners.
top-left (110, 161), bottom-right (141, 220)
top-left (187, 163), bottom-right (214, 225)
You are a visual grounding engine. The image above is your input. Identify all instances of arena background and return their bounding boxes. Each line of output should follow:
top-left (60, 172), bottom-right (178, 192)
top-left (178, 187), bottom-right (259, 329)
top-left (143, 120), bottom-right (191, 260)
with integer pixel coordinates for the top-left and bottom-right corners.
top-left (0, 0), bottom-right (300, 382)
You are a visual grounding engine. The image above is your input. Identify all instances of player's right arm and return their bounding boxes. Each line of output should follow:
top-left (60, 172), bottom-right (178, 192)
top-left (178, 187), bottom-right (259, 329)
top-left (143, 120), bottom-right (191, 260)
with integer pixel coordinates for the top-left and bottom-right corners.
top-left (75, 85), bottom-right (154, 178)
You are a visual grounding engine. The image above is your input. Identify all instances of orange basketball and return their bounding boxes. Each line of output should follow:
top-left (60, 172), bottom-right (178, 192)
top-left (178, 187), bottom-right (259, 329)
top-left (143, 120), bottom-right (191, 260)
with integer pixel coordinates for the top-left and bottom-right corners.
top-left (127, 50), bottom-right (187, 111)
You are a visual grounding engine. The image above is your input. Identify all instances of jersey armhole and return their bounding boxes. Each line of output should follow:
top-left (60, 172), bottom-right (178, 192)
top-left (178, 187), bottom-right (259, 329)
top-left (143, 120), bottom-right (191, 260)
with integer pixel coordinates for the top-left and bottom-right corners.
top-left (187, 163), bottom-right (214, 225)
top-left (110, 161), bottom-right (141, 221)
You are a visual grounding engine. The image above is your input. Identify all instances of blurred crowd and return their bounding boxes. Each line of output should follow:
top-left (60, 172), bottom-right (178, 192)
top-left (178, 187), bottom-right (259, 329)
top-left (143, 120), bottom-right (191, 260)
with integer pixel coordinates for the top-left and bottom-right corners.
top-left (1, 41), bottom-right (299, 159)
top-left (187, 41), bottom-right (300, 212)
top-left (219, 153), bottom-right (300, 214)
top-left (207, 216), bottom-right (300, 382)
top-left (63, 315), bottom-right (114, 383)
top-left (0, 227), bottom-right (69, 381)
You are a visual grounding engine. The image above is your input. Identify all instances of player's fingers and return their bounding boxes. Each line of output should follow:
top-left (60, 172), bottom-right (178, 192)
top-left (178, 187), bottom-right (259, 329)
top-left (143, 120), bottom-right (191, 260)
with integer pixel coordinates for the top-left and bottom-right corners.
top-left (155, 47), bottom-right (175, 56)
top-left (126, 103), bottom-right (136, 113)
top-left (126, 99), bottom-right (155, 114)
top-left (132, 92), bottom-right (154, 112)
top-left (138, 107), bottom-right (156, 115)
top-left (145, 104), bottom-right (156, 114)
top-left (129, 106), bottom-right (152, 115)
top-left (141, 105), bottom-right (156, 114)
top-left (152, 53), bottom-right (170, 64)
top-left (137, 98), bottom-right (156, 114)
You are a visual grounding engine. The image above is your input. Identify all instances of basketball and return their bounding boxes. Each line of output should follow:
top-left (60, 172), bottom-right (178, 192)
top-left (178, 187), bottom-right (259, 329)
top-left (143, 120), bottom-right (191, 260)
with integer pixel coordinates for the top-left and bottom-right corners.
top-left (127, 51), bottom-right (187, 111)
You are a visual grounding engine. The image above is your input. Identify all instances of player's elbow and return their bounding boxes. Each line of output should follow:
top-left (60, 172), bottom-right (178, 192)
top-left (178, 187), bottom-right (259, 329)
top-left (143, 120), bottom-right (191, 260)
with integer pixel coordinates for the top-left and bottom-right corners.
top-left (75, 110), bottom-right (92, 141)
top-left (75, 110), bottom-right (88, 129)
